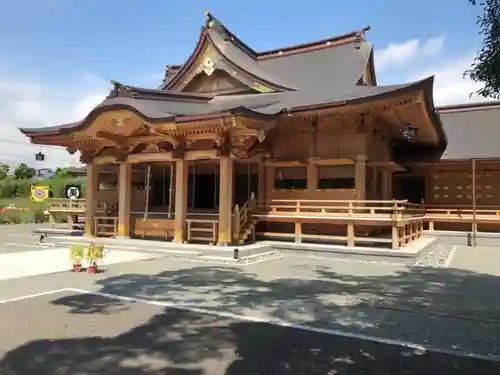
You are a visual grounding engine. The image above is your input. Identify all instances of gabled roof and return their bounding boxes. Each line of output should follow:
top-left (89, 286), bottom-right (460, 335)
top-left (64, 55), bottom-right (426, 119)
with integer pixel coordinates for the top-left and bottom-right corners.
top-left (19, 11), bottom-right (442, 150)
top-left (161, 11), bottom-right (373, 92)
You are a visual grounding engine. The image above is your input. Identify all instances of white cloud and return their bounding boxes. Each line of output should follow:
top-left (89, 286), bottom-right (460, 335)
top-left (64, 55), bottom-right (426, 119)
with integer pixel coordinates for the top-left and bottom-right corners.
top-left (0, 73), bottom-right (108, 169)
top-left (376, 36), bottom-right (492, 106)
top-left (375, 36), bottom-right (445, 71)
top-left (410, 55), bottom-right (490, 106)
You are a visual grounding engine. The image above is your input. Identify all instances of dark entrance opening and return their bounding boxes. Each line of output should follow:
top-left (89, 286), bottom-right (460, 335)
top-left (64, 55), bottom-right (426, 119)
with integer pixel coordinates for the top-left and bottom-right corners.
top-left (150, 167), bottom-right (173, 208)
top-left (195, 173), bottom-right (217, 209)
top-left (188, 167), bottom-right (218, 211)
top-left (396, 175), bottom-right (426, 204)
top-left (234, 164), bottom-right (259, 206)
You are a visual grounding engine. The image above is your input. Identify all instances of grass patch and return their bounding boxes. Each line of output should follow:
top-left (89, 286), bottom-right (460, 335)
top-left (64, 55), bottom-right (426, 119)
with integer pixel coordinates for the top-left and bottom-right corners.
top-left (0, 198), bottom-right (51, 224)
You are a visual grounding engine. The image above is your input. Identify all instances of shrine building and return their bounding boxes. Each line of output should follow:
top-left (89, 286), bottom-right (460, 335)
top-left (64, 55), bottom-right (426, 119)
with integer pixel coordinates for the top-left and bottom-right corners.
top-left (18, 12), bottom-right (500, 249)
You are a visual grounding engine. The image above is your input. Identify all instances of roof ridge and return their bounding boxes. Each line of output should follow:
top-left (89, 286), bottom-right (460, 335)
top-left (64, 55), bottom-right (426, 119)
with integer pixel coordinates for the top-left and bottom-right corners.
top-left (205, 11), bottom-right (257, 57)
top-left (257, 26), bottom-right (371, 59)
top-left (204, 10), bottom-right (369, 59)
top-left (108, 81), bottom-right (214, 102)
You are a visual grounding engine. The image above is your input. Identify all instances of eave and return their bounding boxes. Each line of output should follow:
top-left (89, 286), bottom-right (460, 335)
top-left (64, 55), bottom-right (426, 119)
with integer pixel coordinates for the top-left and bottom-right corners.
top-left (437, 100), bottom-right (500, 113)
top-left (19, 104), bottom-right (278, 139)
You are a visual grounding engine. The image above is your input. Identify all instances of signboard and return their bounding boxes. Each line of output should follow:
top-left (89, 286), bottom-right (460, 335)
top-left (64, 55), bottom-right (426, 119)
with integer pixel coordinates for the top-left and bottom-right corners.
top-left (65, 184), bottom-right (81, 200)
top-left (31, 185), bottom-right (50, 202)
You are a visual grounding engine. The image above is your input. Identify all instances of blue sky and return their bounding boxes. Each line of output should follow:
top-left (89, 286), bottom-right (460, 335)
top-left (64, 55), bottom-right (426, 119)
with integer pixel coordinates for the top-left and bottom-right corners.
top-left (0, 0), bottom-right (486, 166)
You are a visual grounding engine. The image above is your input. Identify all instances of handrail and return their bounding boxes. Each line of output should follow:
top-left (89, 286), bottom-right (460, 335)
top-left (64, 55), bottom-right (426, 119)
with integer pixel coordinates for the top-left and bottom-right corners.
top-left (46, 198), bottom-right (87, 210)
top-left (233, 192), bottom-right (256, 241)
top-left (256, 199), bottom-right (425, 220)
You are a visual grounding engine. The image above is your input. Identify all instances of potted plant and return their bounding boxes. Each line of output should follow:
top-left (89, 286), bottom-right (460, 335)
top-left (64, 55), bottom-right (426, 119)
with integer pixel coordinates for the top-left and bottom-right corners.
top-left (86, 243), bottom-right (105, 274)
top-left (69, 244), bottom-right (85, 272)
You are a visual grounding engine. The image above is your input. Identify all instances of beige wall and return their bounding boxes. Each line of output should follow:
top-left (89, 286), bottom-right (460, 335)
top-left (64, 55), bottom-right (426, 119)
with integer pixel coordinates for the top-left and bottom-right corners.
top-left (268, 121), bottom-right (368, 161)
top-left (259, 119), bottom-right (394, 201)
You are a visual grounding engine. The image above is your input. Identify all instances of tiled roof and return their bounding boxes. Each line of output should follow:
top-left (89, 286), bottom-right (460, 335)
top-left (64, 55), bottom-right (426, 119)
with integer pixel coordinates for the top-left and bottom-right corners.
top-left (437, 101), bottom-right (500, 160)
top-left (19, 78), bottom-right (433, 135)
top-left (18, 11), bottom-right (442, 152)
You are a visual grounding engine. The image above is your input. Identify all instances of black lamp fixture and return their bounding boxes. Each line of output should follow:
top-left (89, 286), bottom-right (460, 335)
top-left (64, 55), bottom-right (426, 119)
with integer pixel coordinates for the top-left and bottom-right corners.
top-left (401, 123), bottom-right (418, 141)
top-left (34, 152), bottom-right (45, 162)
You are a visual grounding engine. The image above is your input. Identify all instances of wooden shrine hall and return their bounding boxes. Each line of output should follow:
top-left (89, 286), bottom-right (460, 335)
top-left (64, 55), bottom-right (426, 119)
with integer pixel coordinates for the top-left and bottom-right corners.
top-left (19, 11), bottom-right (500, 249)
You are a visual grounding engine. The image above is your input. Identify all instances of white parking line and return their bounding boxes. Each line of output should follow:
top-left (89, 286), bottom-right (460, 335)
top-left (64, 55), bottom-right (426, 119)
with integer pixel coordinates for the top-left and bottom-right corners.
top-left (4, 243), bottom-right (38, 248)
top-left (445, 246), bottom-right (457, 268)
top-left (4, 242), bottom-right (55, 249)
top-left (0, 289), bottom-right (69, 304)
top-left (66, 288), bottom-right (500, 362)
top-left (1, 287), bottom-right (499, 362)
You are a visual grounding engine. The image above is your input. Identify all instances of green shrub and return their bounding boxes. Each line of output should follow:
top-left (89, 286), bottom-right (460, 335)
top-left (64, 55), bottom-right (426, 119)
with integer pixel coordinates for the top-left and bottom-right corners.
top-left (6, 212), bottom-right (21, 224)
top-left (69, 244), bottom-right (86, 264)
top-left (0, 176), bottom-right (86, 200)
top-left (0, 175), bottom-right (87, 226)
top-left (86, 243), bottom-right (105, 264)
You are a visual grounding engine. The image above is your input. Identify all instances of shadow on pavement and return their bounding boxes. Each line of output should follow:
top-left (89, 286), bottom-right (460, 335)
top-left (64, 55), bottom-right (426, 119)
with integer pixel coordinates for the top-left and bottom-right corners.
top-left (2, 263), bottom-right (500, 374)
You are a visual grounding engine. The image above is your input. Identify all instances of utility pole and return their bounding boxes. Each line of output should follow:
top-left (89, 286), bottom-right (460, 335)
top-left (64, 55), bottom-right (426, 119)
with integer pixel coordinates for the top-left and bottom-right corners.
top-left (472, 158), bottom-right (477, 247)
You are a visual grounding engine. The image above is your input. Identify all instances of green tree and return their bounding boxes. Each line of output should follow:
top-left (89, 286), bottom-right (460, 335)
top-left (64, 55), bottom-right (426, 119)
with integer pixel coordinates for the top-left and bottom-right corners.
top-left (0, 164), bottom-right (9, 180)
top-left (465, 0), bottom-right (500, 98)
top-left (13, 163), bottom-right (35, 180)
top-left (55, 167), bottom-right (70, 178)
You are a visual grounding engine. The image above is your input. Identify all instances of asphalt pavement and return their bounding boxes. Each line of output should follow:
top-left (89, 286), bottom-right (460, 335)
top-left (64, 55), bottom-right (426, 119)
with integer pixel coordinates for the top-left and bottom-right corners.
top-left (1, 224), bottom-right (500, 373)
top-left (1, 291), bottom-right (499, 375)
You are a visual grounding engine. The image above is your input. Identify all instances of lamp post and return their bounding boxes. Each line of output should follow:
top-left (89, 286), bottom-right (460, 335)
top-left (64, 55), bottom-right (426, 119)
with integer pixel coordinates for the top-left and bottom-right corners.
top-left (34, 152), bottom-right (45, 162)
top-left (401, 124), bottom-right (418, 141)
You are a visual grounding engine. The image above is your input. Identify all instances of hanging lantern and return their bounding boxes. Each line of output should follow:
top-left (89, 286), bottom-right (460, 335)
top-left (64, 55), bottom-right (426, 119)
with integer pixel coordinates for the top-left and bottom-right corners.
top-left (401, 124), bottom-right (418, 141)
top-left (34, 152), bottom-right (45, 161)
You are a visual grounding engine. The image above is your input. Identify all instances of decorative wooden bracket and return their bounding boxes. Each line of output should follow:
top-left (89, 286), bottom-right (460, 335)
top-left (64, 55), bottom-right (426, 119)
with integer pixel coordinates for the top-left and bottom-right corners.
top-left (95, 130), bottom-right (127, 146)
top-left (215, 132), bottom-right (231, 157)
top-left (171, 136), bottom-right (186, 159)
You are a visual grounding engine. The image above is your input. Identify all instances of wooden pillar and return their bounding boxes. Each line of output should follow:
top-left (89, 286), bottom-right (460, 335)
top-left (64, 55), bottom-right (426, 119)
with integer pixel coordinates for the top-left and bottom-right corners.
top-left (173, 159), bottom-right (188, 243)
top-left (371, 166), bottom-right (378, 199)
top-left (258, 163), bottom-right (266, 203)
top-left (117, 162), bottom-right (132, 237)
top-left (218, 156), bottom-right (234, 245)
top-left (347, 222), bottom-right (355, 247)
top-left (294, 222), bottom-right (302, 243)
top-left (355, 155), bottom-right (367, 201)
top-left (307, 163), bottom-right (317, 192)
top-left (392, 225), bottom-right (399, 249)
top-left (381, 169), bottom-right (392, 200)
top-left (48, 213), bottom-right (55, 228)
top-left (84, 163), bottom-right (99, 236)
top-left (67, 214), bottom-right (74, 230)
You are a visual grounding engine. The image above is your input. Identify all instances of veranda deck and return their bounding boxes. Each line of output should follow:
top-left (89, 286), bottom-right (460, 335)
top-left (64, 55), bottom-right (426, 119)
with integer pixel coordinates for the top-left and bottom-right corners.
top-left (45, 198), bottom-right (500, 248)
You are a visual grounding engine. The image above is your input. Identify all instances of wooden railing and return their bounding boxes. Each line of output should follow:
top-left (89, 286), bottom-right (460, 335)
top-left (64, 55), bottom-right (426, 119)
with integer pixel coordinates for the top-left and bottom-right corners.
top-left (233, 193), bottom-right (257, 242)
top-left (425, 205), bottom-right (500, 219)
top-left (94, 216), bottom-right (118, 237)
top-left (47, 198), bottom-right (87, 211)
top-left (424, 204), bottom-right (500, 231)
top-left (256, 199), bottom-right (425, 221)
